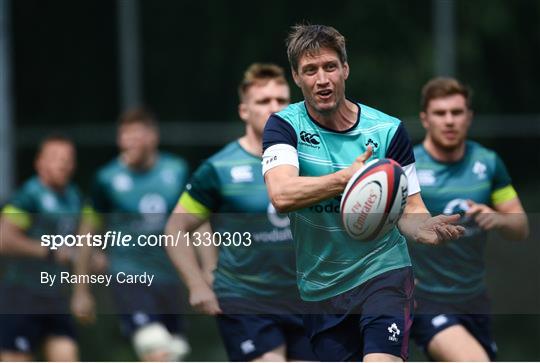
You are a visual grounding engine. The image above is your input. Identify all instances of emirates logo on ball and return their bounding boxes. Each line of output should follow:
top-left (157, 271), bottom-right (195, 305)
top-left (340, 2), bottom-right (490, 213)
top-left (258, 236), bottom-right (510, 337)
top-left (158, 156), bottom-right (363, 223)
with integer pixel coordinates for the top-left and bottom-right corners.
top-left (341, 159), bottom-right (408, 241)
top-left (352, 189), bottom-right (379, 232)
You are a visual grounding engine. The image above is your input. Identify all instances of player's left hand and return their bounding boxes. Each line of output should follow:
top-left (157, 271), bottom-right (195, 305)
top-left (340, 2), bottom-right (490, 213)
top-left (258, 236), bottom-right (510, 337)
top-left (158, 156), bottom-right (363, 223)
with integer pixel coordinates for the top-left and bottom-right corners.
top-left (415, 214), bottom-right (465, 244)
top-left (465, 200), bottom-right (502, 231)
top-left (341, 146), bottom-right (373, 182)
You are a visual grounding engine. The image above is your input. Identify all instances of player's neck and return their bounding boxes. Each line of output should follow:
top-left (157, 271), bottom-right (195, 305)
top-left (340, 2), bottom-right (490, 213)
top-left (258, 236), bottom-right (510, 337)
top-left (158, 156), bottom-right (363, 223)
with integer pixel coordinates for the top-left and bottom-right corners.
top-left (423, 138), bottom-right (466, 162)
top-left (308, 98), bottom-right (357, 131)
top-left (239, 127), bottom-right (262, 157)
top-left (38, 175), bottom-right (66, 194)
top-left (122, 151), bottom-right (157, 171)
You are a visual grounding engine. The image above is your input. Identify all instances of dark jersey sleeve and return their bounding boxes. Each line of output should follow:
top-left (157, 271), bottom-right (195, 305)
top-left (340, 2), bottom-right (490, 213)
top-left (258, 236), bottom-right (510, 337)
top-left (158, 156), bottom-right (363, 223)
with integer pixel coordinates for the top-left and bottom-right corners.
top-left (2, 182), bottom-right (36, 230)
top-left (89, 175), bottom-right (111, 213)
top-left (385, 123), bottom-right (415, 167)
top-left (9, 183), bottom-right (37, 213)
top-left (492, 153), bottom-right (512, 190)
top-left (262, 114), bottom-right (298, 152)
top-left (176, 158), bottom-right (190, 190)
top-left (184, 161), bottom-right (222, 212)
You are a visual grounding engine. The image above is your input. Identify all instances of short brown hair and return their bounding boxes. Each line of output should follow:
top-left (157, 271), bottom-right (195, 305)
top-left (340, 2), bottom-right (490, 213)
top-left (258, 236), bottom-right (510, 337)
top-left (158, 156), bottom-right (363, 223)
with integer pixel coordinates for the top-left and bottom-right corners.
top-left (37, 134), bottom-right (74, 156)
top-left (238, 63), bottom-right (287, 101)
top-left (118, 107), bottom-right (158, 129)
top-left (421, 77), bottom-right (472, 111)
top-left (286, 24), bottom-right (347, 73)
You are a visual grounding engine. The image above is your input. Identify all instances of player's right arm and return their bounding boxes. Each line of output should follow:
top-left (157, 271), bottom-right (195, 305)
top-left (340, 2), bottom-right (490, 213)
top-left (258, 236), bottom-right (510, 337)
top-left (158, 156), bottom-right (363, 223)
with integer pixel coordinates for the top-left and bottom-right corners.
top-left (0, 188), bottom-right (72, 262)
top-left (71, 211), bottom-right (99, 324)
top-left (165, 162), bottom-right (223, 316)
top-left (194, 221), bottom-right (217, 286)
top-left (264, 150), bottom-right (372, 213)
top-left (71, 175), bottom-right (108, 324)
top-left (466, 197), bottom-right (529, 240)
top-left (165, 201), bottom-right (221, 315)
top-left (465, 154), bottom-right (529, 240)
top-left (262, 114), bottom-right (373, 212)
top-left (0, 209), bottom-right (49, 259)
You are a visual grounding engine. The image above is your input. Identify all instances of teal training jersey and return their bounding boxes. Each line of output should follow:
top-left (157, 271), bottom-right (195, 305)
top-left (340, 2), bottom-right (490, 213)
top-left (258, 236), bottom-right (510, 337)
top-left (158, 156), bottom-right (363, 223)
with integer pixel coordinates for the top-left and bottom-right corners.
top-left (262, 101), bottom-right (418, 301)
top-left (1, 176), bottom-right (82, 294)
top-left (90, 152), bottom-right (189, 282)
top-left (410, 141), bottom-right (514, 301)
top-left (179, 141), bottom-right (298, 299)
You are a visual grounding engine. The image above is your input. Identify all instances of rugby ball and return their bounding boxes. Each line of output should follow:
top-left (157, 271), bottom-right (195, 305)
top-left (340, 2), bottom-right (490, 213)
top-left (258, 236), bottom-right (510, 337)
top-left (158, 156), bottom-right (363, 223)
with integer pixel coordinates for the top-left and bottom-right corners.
top-left (340, 158), bottom-right (408, 241)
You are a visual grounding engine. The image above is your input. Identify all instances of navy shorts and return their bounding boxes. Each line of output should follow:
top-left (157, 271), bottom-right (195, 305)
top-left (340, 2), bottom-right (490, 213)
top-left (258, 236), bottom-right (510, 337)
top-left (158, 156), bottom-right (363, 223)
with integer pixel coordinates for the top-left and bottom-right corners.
top-left (216, 298), bottom-right (317, 361)
top-left (111, 281), bottom-right (185, 336)
top-left (0, 285), bottom-right (76, 354)
top-left (302, 267), bottom-right (414, 361)
top-left (411, 292), bottom-right (497, 361)
top-left (0, 314), bottom-right (76, 353)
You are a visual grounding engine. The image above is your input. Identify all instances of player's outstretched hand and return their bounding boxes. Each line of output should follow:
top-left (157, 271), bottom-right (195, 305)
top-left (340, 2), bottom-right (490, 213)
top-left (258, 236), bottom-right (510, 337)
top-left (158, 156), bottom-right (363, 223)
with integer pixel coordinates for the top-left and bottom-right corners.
top-left (415, 214), bottom-right (465, 245)
top-left (465, 200), bottom-right (502, 231)
top-left (189, 283), bottom-right (222, 316)
top-left (342, 146), bottom-right (373, 181)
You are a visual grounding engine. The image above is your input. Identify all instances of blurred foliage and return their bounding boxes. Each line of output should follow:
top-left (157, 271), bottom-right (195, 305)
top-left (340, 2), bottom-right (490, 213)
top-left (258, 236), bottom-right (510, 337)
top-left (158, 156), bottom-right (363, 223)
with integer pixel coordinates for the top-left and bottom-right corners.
top-left (11, 0), bottom-right (540, 124)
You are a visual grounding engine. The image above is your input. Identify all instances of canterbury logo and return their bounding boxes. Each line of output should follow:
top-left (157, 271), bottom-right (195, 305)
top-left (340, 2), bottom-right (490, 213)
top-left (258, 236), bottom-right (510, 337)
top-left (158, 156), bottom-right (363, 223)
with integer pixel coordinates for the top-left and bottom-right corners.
top-left (300, 131), bottom-right (320, 145)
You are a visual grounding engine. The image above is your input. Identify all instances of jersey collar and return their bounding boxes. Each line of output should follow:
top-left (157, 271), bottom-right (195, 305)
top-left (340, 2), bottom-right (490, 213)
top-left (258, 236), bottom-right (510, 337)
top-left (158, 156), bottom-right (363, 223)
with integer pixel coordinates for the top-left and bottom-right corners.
top-left (303, 98), bottom-right (361, 134)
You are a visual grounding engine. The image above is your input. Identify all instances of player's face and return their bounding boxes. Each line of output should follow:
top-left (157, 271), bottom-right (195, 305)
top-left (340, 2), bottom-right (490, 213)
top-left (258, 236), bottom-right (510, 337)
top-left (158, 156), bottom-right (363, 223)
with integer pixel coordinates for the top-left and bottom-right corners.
top-left (239, 79), bottom-right (290, 136)
top-left (421, 94), bottom-right (472, 151)
top-left (36, 141), bottom-right (76, 190)
top-left (293, 47), bottom-right (349, 116)
top-left (117, 122), bottom-right (158, 168)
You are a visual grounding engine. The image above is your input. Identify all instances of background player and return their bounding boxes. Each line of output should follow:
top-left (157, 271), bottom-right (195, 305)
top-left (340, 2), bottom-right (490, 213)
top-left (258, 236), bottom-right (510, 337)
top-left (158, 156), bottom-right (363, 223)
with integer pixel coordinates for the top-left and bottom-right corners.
top-left (165, 63), bottom-right (316, 361)
top-left (409, 77), bottom-right (529, 361)
top-left (73, 108), bottom-right (191, 361)
top-left (0, 136), bottom-right (81, 361)
top-left (262, 24), bottom-right (464, 361)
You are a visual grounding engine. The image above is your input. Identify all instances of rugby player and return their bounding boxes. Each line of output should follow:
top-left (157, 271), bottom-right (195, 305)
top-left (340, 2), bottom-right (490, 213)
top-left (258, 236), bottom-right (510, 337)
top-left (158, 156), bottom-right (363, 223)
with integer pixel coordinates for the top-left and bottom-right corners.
top-left (262, 24), bottom-right (464, 361)
top-left (409, 77), bottom-right (529, 361)
top-left (165, 63), bottom-right (317, 362)
top-left (0, 136), bottom-right (80, 361)
top-left (74, 108), bottom-right (191, 361)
